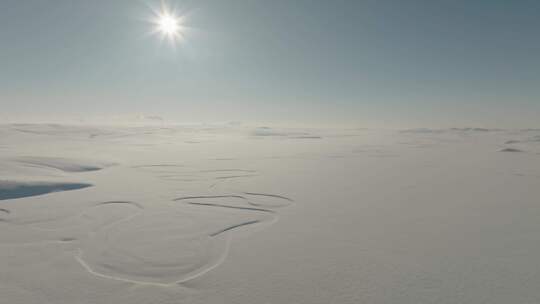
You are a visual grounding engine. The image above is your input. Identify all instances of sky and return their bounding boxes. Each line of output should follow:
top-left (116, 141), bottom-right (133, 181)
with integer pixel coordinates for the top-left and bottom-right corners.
top-left (0, 0), bottom-right (539, 127)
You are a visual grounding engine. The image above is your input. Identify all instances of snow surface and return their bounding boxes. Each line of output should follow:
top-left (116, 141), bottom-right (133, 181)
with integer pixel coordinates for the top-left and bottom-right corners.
top-left (1, 124), bottom-right (540, 303)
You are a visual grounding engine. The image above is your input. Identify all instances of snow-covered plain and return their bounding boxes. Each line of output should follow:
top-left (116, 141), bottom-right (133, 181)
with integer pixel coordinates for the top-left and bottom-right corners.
top-left (1, 124), bottom-right (540, 303)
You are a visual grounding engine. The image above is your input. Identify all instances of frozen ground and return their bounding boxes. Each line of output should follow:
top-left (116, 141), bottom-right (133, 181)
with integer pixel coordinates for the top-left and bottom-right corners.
top-left (0, 124), bottom-right (539, 303)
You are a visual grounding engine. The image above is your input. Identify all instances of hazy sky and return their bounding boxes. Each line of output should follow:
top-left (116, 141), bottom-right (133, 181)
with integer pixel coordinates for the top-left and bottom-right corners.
top-left (1, 0), bottom-right (539, 127)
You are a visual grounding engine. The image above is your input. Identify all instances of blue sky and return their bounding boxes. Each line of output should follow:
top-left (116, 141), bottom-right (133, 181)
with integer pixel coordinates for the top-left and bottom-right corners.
top-left (1, 0), bottom-right (539, 127)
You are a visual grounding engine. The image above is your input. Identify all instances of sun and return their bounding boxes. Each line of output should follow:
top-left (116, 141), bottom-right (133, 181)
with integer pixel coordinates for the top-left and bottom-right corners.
top-left (150, 2), bottom-right (185, 44)
top-left (158, 13), bottom-right (180, 36)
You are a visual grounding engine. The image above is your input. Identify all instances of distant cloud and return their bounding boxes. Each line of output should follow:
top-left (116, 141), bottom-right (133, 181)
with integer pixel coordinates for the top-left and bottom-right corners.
top-left (399, 128), bottom-right (446, 134)
top-left (250, 127), bottom-right (321, 139)
top-left (499, 148), bottom-right (524, 153)
top-left (400, 127), bottom-right (503, 134)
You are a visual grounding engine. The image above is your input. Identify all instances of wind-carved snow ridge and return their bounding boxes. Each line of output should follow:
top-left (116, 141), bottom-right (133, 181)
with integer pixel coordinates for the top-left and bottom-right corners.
top-left (0, 156), bottom-right (115, 200)
top-left (0, 180), bottom-right (92, 201)
top-left (75, 161), bottom-right (294, 285)
top-left (73, 190), bottom-right (294, 285)
top-left (12, 156), bottom-right (115, 173)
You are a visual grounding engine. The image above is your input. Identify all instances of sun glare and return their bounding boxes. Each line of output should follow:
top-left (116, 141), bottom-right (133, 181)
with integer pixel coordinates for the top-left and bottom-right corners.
top-left (158, 14), bottom-right (180, 35)
top-left (150, 3), bottom-right (185, 44)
